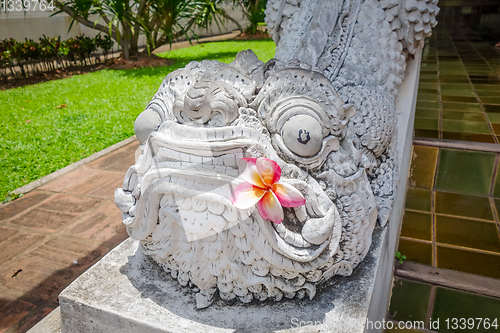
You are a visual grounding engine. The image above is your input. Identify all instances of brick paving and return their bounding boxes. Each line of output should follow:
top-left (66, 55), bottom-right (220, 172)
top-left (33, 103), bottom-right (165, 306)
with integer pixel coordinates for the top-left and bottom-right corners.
top-left (0, 140), bottom-right (139, 333)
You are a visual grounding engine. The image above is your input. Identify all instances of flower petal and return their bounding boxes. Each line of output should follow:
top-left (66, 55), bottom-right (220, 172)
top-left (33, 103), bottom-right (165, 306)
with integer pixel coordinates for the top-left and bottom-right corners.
top-left (260, 191), bottom-right (284, 224)
top-left (232, 182), bottom-right (266, 209)
top-left (257, 199), bottom-right (269, 221)
top-left (238, 158), bottom-right (266, 189)
top-left (256, 158), bottom-right (281, 187)
top-left (273, 183), bottom-right (306, 207)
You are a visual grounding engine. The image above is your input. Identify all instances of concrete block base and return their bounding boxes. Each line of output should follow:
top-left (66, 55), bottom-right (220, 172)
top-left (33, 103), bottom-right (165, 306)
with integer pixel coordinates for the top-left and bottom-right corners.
top-left (59, 235), bottom-right (384, 333)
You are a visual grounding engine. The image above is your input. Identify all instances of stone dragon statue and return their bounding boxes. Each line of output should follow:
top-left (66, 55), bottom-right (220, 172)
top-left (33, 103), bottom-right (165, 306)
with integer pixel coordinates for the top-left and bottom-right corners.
top-left (115, 0), bottom-right (439, 309)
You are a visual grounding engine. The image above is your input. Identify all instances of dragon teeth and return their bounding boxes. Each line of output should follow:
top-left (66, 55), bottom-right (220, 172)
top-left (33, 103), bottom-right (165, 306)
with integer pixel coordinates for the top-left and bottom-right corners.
top-left (192, 198), bottom-right (207, 212)
top-left (207, 201), bottom-right (225, 215)
top-left (223, 206), bottom-right (238, 222)
top-left (222, 155), bottom-right (237, 167)
top-left (175, 195), bottom-right (192, 210)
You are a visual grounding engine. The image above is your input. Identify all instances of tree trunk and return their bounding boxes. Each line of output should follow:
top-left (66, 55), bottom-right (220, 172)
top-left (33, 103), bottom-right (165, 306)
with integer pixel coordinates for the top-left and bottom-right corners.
top-left (129, 33), bottom-right (140, 56)
top-left (122, 40), bottom-right (130, 60)
top-left (130, 35), bottom-right (138, 54)
top-left (132, 0), bottom-right (148, 52)
top-left (145, 34), bottom-right (154, 54)
top-left (121, 19), bottom-right (136, 60)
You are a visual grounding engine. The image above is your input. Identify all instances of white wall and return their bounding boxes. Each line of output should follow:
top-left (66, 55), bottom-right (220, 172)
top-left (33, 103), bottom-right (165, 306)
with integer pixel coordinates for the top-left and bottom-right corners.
top-left (0, 4), bottom-right (248, 51)
top-left (0, 9), bottom-right (83, 41)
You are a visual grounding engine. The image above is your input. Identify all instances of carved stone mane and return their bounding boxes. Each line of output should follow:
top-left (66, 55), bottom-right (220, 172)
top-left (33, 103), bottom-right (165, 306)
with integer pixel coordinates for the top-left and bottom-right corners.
top-left (115, 0), bottom-right (439, 309)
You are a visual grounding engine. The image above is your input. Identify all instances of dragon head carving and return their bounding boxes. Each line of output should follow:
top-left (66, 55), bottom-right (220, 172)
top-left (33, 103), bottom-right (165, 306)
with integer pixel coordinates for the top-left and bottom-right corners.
top-left (115, 0), bottom-right (438, 309)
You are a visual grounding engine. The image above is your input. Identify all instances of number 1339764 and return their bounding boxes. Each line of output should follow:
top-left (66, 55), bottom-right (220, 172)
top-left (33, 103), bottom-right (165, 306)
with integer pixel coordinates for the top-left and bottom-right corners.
top-left (1, 0), bottom-right (54, 12)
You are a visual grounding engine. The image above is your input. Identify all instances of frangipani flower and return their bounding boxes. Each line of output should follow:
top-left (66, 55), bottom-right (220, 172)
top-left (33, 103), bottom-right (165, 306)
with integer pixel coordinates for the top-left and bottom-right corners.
top-left (232, 157), bottom-right (306, 224)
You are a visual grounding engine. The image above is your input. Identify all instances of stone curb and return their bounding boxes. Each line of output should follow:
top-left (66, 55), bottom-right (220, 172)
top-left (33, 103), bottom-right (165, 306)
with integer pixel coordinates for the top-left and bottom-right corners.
top-left (9, 135), bottom-right (137, 196)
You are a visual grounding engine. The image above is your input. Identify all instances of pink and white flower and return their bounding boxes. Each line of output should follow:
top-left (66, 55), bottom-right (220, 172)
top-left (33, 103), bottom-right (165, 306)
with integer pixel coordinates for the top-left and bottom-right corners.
top-left (231, 157), bottom-right (306, 224)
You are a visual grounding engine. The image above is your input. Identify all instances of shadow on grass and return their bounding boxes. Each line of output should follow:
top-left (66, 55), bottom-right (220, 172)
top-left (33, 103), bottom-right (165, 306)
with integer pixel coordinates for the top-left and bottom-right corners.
top-left (107, 63), bottom-right (187, 78)
top-left (111, 37), bottom-right (276, 79)
top-left (110, 50), bottom-right (250, 79)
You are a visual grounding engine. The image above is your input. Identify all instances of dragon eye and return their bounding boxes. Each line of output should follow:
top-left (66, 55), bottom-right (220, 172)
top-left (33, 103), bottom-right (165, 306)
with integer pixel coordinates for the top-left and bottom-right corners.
top-left (281, 115), bottom-right (323, 157)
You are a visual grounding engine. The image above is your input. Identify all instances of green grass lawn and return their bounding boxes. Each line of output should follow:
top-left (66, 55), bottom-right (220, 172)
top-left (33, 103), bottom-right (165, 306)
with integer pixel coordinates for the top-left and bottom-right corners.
top-left (0, 39), bottom-right (275, 199)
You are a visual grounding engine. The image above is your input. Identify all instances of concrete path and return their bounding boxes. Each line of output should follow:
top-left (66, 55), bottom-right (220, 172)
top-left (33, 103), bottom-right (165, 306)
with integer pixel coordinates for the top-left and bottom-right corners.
top-left (153, 31), bottom-right (241, 53)
top-left (0, 140), bottom-right (139, 333)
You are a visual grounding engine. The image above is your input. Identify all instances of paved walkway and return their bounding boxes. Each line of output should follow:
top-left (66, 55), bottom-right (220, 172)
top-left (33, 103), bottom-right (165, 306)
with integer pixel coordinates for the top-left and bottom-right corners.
top-left (0, 140), bottom-right (139, 333)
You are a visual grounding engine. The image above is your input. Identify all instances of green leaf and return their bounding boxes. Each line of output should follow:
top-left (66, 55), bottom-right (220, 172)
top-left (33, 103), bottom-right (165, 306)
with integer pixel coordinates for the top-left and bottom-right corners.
top-left (2, 192), bottom-right (24, 203)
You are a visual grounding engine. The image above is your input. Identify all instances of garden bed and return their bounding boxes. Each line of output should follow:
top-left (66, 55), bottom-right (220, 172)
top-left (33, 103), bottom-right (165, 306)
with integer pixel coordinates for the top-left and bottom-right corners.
top-left (0, 54), bottom-right (175, 90)
top-left (0, 63), bottom-right (107, 91)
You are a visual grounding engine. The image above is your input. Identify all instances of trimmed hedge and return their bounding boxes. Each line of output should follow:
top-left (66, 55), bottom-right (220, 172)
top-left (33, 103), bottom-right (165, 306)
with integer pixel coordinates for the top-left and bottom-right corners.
top-left (0, 34), bottom-right (114, 79)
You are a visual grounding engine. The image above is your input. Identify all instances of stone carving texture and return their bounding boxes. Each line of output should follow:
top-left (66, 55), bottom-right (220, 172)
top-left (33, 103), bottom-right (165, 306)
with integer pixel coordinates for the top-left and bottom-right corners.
top-left (115, 0), bottom-right (439, 309)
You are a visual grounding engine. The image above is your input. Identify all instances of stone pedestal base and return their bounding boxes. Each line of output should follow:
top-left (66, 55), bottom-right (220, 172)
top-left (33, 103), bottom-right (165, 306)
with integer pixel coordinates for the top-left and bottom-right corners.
top-left (59, 235), bottom-right (382, 333)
